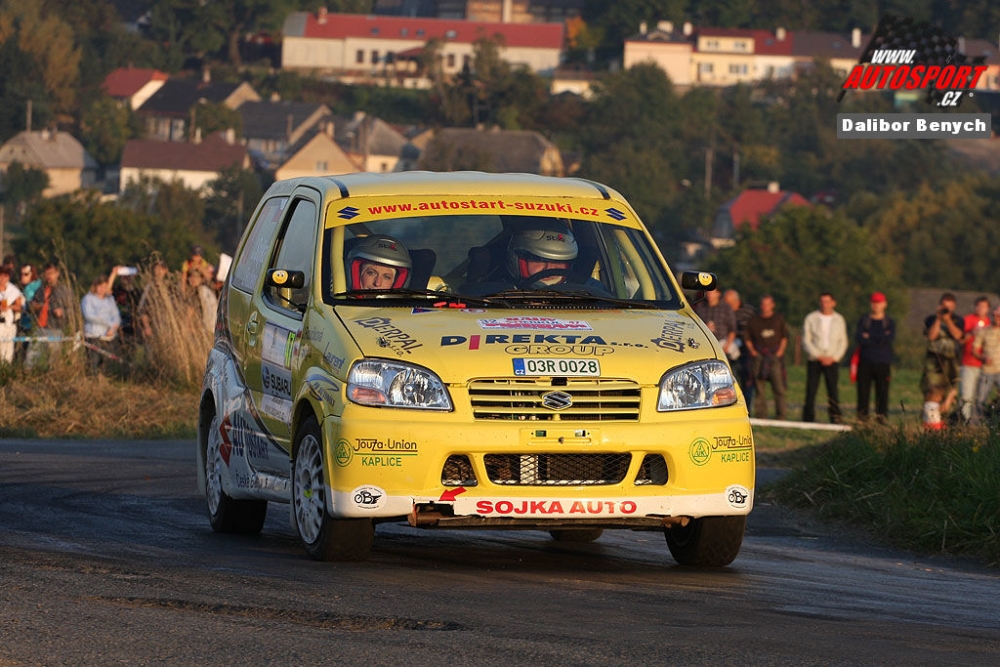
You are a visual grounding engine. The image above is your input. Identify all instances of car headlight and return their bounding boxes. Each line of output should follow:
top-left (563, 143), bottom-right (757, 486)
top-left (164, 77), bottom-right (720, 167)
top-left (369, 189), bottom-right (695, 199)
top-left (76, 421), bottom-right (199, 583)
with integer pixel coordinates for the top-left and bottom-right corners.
top-left (347, 359), bottom-right (453, 410)
top-left (657, 361), bottom-right (737, 411)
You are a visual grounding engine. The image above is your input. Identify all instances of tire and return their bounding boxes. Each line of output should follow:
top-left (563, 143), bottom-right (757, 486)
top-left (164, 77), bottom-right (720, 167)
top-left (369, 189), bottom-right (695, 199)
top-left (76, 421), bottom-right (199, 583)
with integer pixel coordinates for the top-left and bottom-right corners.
top-left (292, 416), bottom-right (374, 561)
top-left (664, 516), bottom-right (745, 567)
top-left (205, 410), bottom-right (267, 534)
top-left (549, 528), bottom-right (604, 543)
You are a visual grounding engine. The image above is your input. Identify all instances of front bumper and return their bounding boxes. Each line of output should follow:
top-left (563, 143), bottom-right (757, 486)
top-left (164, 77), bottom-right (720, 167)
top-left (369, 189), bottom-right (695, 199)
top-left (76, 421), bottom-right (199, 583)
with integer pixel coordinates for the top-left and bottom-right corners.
top-left (322, 403), bottom-right (754, 526)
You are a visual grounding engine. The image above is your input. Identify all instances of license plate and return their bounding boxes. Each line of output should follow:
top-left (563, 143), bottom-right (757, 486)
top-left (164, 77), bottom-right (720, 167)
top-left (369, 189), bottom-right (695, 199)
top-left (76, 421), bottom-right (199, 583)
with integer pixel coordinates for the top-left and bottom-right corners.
top-left (513, 358), bottom-right (601, 376)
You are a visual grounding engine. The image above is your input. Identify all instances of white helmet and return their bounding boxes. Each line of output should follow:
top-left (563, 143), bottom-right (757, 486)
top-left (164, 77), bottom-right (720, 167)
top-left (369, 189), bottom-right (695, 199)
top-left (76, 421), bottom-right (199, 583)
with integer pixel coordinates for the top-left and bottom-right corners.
top-left (507, 224), bottom-right (578, 285)
top-left (347, 235), bottom-right (411, 289)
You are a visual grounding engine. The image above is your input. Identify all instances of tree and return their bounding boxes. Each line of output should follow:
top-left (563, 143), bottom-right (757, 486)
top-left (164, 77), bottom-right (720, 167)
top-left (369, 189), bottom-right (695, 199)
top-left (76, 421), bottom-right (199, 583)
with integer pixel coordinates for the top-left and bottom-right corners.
top-left (1, 162), bottom-right (48, 207)
top-left (79, 94), bottom-right (134, 166)
top-left (707, 206), bottom-right (903, 327)
top-left (848, 176), bottom-right (1000, 291)
top-left (205, 166), bottom-right (264, 252)
top-left (193, 102), bottom-right (242, 139)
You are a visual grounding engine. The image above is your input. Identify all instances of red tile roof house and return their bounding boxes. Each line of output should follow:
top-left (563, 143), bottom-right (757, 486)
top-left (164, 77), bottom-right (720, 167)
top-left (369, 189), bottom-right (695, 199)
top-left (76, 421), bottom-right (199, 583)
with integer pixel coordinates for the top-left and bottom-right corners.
top-left (101, 66), bottom-right (169, 110)
top-left (119, 132), bottom-right (250, 194)
top-left (281, 9), bottom-right (564, 87)
top-left (710, 183), bottom-right (810, 247)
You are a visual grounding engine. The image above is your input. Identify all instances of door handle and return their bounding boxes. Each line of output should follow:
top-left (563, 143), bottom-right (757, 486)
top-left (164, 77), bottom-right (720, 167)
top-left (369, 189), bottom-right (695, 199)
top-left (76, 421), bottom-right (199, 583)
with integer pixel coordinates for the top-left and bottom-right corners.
top-left (246, 312), bottom-right (259, 335)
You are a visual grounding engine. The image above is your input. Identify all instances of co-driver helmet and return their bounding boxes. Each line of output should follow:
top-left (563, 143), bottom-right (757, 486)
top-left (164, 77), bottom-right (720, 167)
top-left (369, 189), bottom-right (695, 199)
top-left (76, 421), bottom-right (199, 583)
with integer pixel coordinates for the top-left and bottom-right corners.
top-left (507, 223), bottom-right (578, 283)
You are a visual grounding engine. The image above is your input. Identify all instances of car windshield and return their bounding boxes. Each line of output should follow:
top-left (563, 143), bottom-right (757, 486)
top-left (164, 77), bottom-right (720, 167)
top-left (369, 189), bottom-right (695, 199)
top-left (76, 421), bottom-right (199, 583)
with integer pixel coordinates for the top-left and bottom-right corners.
top-left (322, 213), bottom-right (681, 309)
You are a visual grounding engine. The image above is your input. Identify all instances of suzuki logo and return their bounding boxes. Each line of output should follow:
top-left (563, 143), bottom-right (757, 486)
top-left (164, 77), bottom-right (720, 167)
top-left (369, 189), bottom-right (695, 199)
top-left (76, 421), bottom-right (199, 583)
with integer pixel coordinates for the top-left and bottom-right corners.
top-left (541, 391), bottom-right (573, 411)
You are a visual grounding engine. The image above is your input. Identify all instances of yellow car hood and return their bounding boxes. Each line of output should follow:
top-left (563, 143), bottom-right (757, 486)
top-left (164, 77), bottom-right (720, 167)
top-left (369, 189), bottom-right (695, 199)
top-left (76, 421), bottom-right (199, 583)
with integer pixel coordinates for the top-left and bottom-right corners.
top-left (337, 306), bottom-right (718, 384)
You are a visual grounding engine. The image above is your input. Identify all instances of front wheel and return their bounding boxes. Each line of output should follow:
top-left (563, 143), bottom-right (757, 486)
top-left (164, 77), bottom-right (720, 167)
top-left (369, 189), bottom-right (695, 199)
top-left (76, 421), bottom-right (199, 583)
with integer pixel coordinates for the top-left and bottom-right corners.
top-left (291, 416), bottom-right (373, 561)
top-left (205, 410), bottom-right (267, 534)
top-left (664, 516), bottom-right (745, 567)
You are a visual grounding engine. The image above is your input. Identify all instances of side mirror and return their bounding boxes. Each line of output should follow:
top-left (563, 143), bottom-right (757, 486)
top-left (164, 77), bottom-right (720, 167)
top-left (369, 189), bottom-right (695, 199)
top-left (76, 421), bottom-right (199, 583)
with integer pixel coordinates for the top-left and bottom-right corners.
top-left (266, 269), bottom-right (306, 289)
top-left (680, 271), bottom-right (718, 292)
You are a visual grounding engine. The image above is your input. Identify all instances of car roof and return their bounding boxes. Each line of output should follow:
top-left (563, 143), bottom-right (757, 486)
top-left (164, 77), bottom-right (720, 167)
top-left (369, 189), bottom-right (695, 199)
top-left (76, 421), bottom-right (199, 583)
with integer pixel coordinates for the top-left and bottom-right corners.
top-left (265, 171), bottom-right (627, 202)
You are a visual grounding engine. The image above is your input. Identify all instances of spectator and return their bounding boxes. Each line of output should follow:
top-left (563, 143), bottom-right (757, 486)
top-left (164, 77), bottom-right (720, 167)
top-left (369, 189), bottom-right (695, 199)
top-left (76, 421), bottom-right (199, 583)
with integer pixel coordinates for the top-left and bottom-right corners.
top-left (181, 244), bottom-right (214, 294)
top-left (28, 263), bottom-right (73, 367)
top-left (855, 292), bottom-right (896, 423)
top-left (0, 266), bottom-right (25, 364)
top-left (972, 306), bottom-right (1000, 424)
top-left (113, 271), bottom-right (142, 355)
top-left (921, 292), bottom-right (964, 429)
top-left (185, 268), bottom-right (218, 335)
top-left (801, 292), bottom-right (849, 423)
top-left (694, 288), bottom-right (738, 360)
top-left (723, 288), bottom-right (756, 411)
top-left (745, 295), bottom-right (788, 420)
top-left (137, 261), bottom-right (176, 342)
top-left (81, 269), bottom-right (122, 373)
top-left (959, 296), bottom-right (991, 423)
top-left (15, 263), bottom-right (41, 363)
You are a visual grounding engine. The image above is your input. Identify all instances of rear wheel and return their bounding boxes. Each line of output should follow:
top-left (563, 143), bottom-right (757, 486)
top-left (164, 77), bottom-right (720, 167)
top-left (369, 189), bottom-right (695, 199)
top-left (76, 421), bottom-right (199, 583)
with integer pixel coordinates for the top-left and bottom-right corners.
top-left (292, 416), bottom-right (373, 561)
top-left (549, 528), bottom-right (604, 543)
top-left (205, 410), bottom-right (267, 534)
top-left (664, 516), bottom-right (745, 567)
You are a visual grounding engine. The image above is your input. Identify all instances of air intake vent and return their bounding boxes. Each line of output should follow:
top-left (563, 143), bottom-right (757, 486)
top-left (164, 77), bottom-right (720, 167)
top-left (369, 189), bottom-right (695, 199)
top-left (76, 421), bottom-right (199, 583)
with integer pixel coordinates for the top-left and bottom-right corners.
top-left (442, 455), bottom-right (477, 486)
top-left (635, 454), bottom-right (668, 485)
top-left (484, 453), bottom-right (631, 486)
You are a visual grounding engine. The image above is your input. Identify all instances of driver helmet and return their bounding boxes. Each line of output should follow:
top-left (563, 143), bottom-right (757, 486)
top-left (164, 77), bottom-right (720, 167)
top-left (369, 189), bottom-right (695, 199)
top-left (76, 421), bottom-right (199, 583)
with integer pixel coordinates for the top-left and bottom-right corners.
top-left (347, 235), bottom-right (411, 290)
top-left (507, 223), bottom-right (578, 285)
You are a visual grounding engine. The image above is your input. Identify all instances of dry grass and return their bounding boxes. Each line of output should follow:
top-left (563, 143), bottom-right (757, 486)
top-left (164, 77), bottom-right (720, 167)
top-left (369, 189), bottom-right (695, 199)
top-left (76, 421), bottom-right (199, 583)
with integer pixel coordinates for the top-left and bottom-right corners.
top-left (0, 262), bottom-right (211, 439)
top-left (0, 361), bottom-right (199, 439)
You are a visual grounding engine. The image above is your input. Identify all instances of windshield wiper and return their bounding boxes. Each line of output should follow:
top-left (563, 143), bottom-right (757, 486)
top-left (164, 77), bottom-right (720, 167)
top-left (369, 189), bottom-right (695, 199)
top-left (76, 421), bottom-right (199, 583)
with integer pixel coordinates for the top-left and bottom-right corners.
top-left (483, 289), bottom-right (659, 309)
top-left (331, 288), bottom-right (498, 308)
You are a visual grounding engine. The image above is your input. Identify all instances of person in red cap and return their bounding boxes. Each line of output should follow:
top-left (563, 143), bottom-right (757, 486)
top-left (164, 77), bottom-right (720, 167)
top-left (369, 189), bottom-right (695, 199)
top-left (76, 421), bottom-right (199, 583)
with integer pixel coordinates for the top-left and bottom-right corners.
top-left (855, 291), bottom-right (895, 422)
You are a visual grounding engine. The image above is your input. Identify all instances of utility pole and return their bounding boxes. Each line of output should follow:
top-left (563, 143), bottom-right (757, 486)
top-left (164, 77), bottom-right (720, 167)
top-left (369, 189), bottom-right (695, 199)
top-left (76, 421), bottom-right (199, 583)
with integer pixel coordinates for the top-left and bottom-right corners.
top-left (704, 125), bottom-right (715, 199)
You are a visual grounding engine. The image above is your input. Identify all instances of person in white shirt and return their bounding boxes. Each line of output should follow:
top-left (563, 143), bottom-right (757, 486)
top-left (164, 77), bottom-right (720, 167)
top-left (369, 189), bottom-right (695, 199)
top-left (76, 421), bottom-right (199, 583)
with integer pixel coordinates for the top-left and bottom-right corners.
top-left (0, 266), bottom-right (24, 363)
top-left (801, 292), bottom-right (849, 423)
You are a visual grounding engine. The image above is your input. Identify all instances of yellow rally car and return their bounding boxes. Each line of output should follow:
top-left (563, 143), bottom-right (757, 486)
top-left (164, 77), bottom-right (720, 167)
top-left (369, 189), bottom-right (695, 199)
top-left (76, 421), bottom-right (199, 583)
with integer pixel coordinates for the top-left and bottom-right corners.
top-left (197, 172), bottom-right (754, 566)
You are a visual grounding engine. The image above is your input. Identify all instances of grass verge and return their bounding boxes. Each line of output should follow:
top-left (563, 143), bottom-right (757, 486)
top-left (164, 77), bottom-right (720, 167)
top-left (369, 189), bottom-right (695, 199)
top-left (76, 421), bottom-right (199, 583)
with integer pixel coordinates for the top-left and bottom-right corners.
top-left (765, 424), bottom-right (1000, 566)
top-left (0, 359), bottom-right (199, 439)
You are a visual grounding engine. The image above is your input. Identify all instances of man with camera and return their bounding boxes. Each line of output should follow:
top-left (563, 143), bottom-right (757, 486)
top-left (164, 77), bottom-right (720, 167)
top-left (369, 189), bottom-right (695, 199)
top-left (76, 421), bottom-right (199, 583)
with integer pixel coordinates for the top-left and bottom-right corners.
top-left (921, 293), bottom-right (964, 429)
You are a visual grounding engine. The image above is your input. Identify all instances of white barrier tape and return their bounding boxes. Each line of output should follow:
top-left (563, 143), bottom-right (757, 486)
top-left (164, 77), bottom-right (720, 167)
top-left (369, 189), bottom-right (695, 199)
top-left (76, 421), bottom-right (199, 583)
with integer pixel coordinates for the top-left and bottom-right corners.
top-left (0, 335), bottom-right (80, 343)
top-left (750, 418), bottom-right (853, 432)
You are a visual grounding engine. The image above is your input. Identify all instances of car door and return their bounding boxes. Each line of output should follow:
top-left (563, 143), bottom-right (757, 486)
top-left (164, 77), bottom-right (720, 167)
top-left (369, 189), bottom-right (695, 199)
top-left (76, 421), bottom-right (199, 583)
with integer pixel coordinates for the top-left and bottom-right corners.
top-left (242, 188), bottom-right (321, 470)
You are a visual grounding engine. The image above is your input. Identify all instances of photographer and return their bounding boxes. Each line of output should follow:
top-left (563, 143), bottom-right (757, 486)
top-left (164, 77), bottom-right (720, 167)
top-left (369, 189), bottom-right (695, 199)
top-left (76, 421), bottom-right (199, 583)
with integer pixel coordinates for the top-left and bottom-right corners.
top-left (921, 293), bottom-right (964, 429)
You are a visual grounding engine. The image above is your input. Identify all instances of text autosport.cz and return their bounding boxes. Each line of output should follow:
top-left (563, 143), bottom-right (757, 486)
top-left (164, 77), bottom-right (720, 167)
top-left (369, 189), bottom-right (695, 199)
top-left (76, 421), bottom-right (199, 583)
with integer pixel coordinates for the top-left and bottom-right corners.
top-left (841, 63), bottom-right (988, 91)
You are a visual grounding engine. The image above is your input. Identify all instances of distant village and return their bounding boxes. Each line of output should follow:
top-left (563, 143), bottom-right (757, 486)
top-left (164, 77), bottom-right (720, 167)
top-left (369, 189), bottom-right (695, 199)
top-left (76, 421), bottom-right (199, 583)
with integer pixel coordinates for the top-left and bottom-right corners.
top-left (2, 2), bottom-right (999, 249)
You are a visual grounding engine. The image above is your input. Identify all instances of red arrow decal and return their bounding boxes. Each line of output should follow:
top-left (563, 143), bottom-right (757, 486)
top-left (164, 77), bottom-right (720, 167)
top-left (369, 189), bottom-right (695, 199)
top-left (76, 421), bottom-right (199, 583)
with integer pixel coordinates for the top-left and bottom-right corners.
top-left (439, 486), bottom-right (466, 502)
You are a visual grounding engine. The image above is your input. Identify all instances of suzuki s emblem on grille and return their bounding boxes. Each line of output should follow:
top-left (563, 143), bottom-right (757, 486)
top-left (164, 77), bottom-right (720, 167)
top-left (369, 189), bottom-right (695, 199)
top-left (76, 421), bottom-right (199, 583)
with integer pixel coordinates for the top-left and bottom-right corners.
top-left (541, 391), bottom-right (573, 410)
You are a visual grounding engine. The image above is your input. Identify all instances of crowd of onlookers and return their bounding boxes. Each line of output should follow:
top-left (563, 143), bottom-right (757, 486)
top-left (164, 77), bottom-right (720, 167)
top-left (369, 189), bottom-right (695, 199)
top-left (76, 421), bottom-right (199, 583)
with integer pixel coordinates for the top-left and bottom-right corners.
top-left (695, 288), bottom-right (1000, 429)
top-left (0, 244), bottom-right (219, 374)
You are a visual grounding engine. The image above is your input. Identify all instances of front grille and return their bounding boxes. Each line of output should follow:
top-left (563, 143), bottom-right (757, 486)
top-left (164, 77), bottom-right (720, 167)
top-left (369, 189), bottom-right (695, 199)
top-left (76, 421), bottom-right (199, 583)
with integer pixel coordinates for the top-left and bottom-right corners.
top-left (484, 453), bottom-right (631, 485)
top-left (469, 378), bottom-right (641, 421)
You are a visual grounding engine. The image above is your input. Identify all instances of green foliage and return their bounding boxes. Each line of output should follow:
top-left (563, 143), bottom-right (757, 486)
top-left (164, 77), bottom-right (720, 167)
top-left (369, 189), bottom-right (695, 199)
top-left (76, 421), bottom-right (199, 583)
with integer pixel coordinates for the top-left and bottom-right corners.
top-left (78, 95), bottom-right (133, 166)
top-left (205, 166), bottom-right (265, 251)
top-left (1, 162), bottom-right (49, 205)
top-left (848, 176), bottom-right (1000, 292)
top-left (193, 101), bottom-right (242, 138)
top-left (769, 425), bottom-right (1000, 566)
top-left (708, 205), bottom-right (903, 326)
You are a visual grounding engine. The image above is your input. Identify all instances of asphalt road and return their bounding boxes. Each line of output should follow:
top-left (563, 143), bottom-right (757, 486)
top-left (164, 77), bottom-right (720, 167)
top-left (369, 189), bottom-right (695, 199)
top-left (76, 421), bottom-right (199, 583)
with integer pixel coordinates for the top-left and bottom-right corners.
top-left (1, 438), bottom-right (998, 665)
